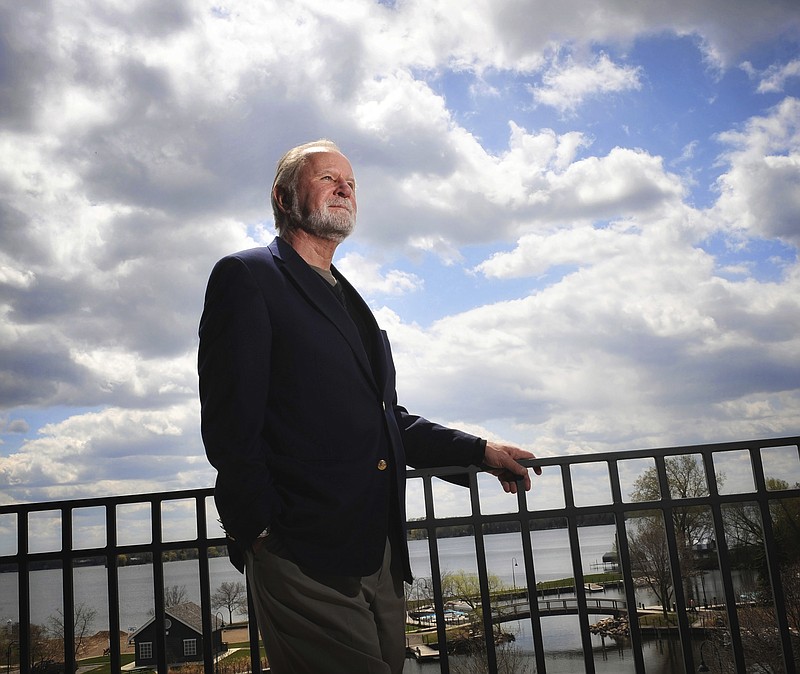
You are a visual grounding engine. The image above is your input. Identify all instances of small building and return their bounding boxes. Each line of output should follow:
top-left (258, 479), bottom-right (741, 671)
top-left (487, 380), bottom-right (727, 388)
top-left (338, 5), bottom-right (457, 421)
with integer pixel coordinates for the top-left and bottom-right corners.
top-left (129, 602), bottom-right (224, 668)
top-left (601, 551), bottom-right (618, 569)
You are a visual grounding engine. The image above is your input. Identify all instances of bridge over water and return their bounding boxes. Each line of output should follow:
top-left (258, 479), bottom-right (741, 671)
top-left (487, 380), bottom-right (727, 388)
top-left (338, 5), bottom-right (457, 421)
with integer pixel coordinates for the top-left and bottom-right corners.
top-left (491, 597), bottom-right (628, 624)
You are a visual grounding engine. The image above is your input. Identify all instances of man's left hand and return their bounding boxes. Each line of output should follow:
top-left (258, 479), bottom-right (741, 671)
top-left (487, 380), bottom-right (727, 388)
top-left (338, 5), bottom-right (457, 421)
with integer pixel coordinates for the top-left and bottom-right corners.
top-left (482, 442), bottom-right (541, 494)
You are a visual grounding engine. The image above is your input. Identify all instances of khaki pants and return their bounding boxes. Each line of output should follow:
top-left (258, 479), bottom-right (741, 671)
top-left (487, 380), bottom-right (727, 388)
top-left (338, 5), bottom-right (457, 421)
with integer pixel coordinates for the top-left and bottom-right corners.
top-left (245, 536), bottom-right (406, 674)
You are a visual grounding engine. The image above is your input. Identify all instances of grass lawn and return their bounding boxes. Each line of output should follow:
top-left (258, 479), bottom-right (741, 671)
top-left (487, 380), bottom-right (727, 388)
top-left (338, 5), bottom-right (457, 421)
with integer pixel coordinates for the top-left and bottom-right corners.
top-left (639, 612), bottom-right (679, 627)
top-left (75, 653), bottom-right (136, 673)
top-left (220, 640), bottom-right (268, 662)
top-left (76, 642), bottom-right (266, 673)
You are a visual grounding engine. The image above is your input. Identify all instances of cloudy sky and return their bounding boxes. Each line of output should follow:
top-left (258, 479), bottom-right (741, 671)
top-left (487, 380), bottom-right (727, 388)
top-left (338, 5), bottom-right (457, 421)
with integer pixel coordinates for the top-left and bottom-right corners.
top-left (1, 0), bottom-right (799, 511)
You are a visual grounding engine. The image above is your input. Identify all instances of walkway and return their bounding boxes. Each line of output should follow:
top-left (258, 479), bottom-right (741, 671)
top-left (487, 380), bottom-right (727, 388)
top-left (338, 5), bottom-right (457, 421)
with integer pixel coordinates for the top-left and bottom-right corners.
top-left (492, 597), bottom-right (628, 624)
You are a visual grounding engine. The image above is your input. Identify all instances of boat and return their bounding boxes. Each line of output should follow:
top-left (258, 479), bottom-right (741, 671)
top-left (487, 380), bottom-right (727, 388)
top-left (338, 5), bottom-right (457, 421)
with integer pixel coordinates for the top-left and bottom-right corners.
top-left (584, 582), bottom-right (604, 592)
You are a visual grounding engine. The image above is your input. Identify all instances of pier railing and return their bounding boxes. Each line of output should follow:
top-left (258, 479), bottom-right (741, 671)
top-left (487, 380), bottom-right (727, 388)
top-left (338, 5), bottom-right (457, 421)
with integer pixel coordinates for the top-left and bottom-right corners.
top-left (1, 436), bottom-right (798, 673)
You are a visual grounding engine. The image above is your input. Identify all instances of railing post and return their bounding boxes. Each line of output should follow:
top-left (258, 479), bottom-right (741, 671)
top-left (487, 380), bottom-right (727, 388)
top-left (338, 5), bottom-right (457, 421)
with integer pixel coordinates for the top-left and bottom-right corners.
top-left (17, 510), bottom-right (30, 673)
top-left (702, 449), bottom-right (747, 672)
top-left (106, 504), bottom-right (122, 673)
top-left (469, 469), bottom-right (499, 673)
top-left (750, 444), bottom-right (795, 672)
top-left (61, 505), bottom-right (76, 674)
top-left (197, 495), bottom-right (215, 672)
top-left (152, 497), bottom-right (168, 674)
top-left (561, 463), bottom-right (596, 673)
top-left (608, 457), bottom-right (646, 673)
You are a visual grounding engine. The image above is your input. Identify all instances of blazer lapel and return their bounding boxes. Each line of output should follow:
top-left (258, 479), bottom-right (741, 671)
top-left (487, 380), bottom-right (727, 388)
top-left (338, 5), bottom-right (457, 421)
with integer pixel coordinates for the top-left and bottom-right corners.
top-left (269, 238), bottom-right (378, 389)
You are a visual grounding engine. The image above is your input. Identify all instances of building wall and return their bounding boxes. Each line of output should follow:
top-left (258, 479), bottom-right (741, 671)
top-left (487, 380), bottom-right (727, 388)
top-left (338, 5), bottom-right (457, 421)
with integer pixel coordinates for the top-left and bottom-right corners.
top-left (133, 621), bottom-right (216, 667)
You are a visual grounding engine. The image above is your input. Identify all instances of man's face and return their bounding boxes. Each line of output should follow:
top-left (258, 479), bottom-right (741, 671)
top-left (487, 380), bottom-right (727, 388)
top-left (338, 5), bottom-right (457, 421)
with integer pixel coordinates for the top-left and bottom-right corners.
top-left (291, 150), bottom-right (357, 242)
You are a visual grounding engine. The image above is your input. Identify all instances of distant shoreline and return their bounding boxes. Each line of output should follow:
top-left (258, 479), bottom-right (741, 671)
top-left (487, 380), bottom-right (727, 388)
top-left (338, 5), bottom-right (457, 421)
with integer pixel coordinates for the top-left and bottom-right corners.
top-left (3, 514), bottom-right (618, 573)
top-left (0, 547), bottom-right (231, 573)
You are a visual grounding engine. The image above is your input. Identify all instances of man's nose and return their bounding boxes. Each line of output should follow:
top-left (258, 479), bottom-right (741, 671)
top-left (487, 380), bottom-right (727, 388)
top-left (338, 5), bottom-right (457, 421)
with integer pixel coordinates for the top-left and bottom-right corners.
top-left (335, 179), bottom-right (353, 198)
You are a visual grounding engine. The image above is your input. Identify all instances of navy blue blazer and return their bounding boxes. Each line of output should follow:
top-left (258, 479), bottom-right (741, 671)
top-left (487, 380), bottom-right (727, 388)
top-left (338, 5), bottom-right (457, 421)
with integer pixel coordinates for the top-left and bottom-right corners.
top-left (198, 238), bottom-right (485, 579)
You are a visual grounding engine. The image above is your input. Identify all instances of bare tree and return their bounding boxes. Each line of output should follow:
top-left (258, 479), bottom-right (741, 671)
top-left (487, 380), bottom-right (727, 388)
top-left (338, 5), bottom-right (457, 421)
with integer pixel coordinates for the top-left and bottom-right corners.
top-left (626, 512), bottom-right (675, 620)
top-left (450, 640), bottom-right (534, 674)
top-left (211, 581), bottom-right (248, 623)
top-left (164, 584), bottom-right (188, 608)
top-left (630, 454), bottom-right (722, 547)
top-left (30, 622), bottom-right (60, 668)
top-left (406, 576), bottom-right (434, 610)
top-left (700, 567), bottom-right (800, 674)
top-left (630, 455), bottom-right (725, 606)
top-left (149, 584), bottom-right (191, 618)
top-left (724, 479), bottom-right (800, 566)
top-left (48, 602), bottom-right (97, 663)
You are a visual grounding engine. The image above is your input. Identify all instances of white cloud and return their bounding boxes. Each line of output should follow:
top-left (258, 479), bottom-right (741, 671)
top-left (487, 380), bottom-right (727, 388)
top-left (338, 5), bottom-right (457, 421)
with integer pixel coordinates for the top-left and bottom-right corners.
top-left (392, 235), bottom-right (800, 452)
top-left (0, 0), bottom-right (798, 506)
top-left (532, 53), bottom-right (643, 113)
top-left (357, 123), bottom-right (685, 256)
top-left (753, 58), bottom-right (800, 94)
top-left (336, 252), bottom-right (423, 295)
top-left (0, 403), bottom-right (209, 503)
top-left (714, 97), bottom-right (800, 243)
top-left (475, 224), bottom-right (645, 278)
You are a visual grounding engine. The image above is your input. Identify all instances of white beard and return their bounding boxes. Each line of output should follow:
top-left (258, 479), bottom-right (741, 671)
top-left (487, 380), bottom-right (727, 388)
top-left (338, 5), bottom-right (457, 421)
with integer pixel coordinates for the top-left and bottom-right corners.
top-left (293, 199), bottom-right (355, 243)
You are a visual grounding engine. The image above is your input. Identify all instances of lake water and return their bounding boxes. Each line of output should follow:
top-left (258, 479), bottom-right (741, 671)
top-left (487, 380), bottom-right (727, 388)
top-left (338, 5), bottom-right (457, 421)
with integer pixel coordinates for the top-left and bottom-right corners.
top-left (1, 525), bottom-right (737, 672)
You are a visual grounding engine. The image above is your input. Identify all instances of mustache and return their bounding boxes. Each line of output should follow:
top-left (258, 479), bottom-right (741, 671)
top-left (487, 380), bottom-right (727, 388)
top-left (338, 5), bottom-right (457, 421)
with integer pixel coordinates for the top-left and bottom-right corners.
top-left (326, 198), bottom-right (354, 213)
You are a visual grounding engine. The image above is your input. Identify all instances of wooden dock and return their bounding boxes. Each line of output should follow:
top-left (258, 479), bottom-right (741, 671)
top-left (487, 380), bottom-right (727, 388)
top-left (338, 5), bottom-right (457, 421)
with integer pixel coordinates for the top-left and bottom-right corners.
top-left (408, 644), bottom-right (440, 661)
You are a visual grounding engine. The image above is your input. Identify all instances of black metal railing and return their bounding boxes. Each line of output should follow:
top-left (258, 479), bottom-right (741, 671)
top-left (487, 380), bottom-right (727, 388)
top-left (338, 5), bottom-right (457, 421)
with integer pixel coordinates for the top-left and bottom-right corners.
top-left (1, 436), bottom-right (798, 673)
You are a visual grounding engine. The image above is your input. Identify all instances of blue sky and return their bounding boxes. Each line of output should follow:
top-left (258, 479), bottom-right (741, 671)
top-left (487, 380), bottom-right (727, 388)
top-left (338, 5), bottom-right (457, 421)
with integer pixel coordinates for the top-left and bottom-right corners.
top-left (1, 0), bottom-right (799, 510)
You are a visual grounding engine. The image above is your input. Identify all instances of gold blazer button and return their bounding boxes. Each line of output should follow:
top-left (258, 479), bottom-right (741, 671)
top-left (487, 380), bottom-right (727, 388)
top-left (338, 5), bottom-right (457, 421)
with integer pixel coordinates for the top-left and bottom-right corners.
top-left (377, 459), bottom-right (388, 471)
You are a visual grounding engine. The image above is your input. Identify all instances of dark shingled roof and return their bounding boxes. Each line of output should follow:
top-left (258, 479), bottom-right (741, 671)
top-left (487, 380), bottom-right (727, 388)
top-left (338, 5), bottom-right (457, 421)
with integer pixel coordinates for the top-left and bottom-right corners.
top-left (167, 602), bottom-right (224, 633)
top-left (129, 601), bottom-right (224, 640)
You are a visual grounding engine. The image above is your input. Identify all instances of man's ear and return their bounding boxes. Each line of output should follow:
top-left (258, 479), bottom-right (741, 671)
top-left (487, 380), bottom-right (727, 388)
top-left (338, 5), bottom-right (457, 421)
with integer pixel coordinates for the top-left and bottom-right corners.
top-left (274, 186), bottom-right (291, 214)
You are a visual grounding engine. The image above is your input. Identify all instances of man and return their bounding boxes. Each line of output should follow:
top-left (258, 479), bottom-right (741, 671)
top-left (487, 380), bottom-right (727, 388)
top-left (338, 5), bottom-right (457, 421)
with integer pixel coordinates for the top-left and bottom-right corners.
top-left (198, 139), bottom-right (538, 673)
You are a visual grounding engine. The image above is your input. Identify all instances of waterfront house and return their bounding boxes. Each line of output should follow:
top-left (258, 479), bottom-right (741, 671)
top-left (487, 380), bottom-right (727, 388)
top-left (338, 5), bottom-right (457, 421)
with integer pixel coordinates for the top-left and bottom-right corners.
top-left (128, 602), bottom-right (224, 668)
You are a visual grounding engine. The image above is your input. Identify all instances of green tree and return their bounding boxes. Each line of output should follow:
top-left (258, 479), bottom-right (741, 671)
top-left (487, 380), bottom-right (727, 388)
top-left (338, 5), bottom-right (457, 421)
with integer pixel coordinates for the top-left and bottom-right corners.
top-left (436, 571), bottom-right (531, 674)
top-left (440, 570), bottom-right (505, 611)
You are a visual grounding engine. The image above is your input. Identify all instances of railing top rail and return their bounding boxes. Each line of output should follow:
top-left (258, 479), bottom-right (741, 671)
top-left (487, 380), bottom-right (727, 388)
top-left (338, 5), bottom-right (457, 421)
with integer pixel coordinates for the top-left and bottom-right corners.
top-left (0, 486), bottom-right (215, 515)
top-left (1, 435), bottom-right (796, 514)
top-left (408, 434), bottom-right (799, 477)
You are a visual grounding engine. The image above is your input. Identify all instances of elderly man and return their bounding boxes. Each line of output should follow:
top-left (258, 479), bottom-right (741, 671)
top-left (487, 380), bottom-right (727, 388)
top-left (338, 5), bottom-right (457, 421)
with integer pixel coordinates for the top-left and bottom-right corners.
top-left (198, 139), bottom-right (537, 673)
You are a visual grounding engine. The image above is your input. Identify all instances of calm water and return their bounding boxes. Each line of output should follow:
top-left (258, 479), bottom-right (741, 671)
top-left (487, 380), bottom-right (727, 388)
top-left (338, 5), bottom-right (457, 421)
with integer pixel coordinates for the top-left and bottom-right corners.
top-left (1, 525), bottom-right (738, 672)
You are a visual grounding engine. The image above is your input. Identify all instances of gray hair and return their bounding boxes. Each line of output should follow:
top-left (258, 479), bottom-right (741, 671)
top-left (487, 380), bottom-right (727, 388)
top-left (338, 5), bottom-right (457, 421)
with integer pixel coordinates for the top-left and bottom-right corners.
top-left (271, 139), bottom-right (343, 235)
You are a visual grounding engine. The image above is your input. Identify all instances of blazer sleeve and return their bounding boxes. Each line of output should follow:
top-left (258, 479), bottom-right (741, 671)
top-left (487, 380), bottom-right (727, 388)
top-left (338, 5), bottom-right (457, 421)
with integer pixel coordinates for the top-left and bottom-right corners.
top-left (393, 402), bottom-right (487, 470)
top-left (198, 255), bottom-right (280, 550)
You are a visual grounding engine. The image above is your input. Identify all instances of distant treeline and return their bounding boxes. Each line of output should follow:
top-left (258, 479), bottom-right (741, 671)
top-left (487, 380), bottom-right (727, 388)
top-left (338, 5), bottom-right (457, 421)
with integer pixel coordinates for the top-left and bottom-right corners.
top-left (0, 546), bottom-right (231, 572)
top-left (2, 513), bottom-right (618, 571)
top-left (407, 512), bottom-right (615, 540)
